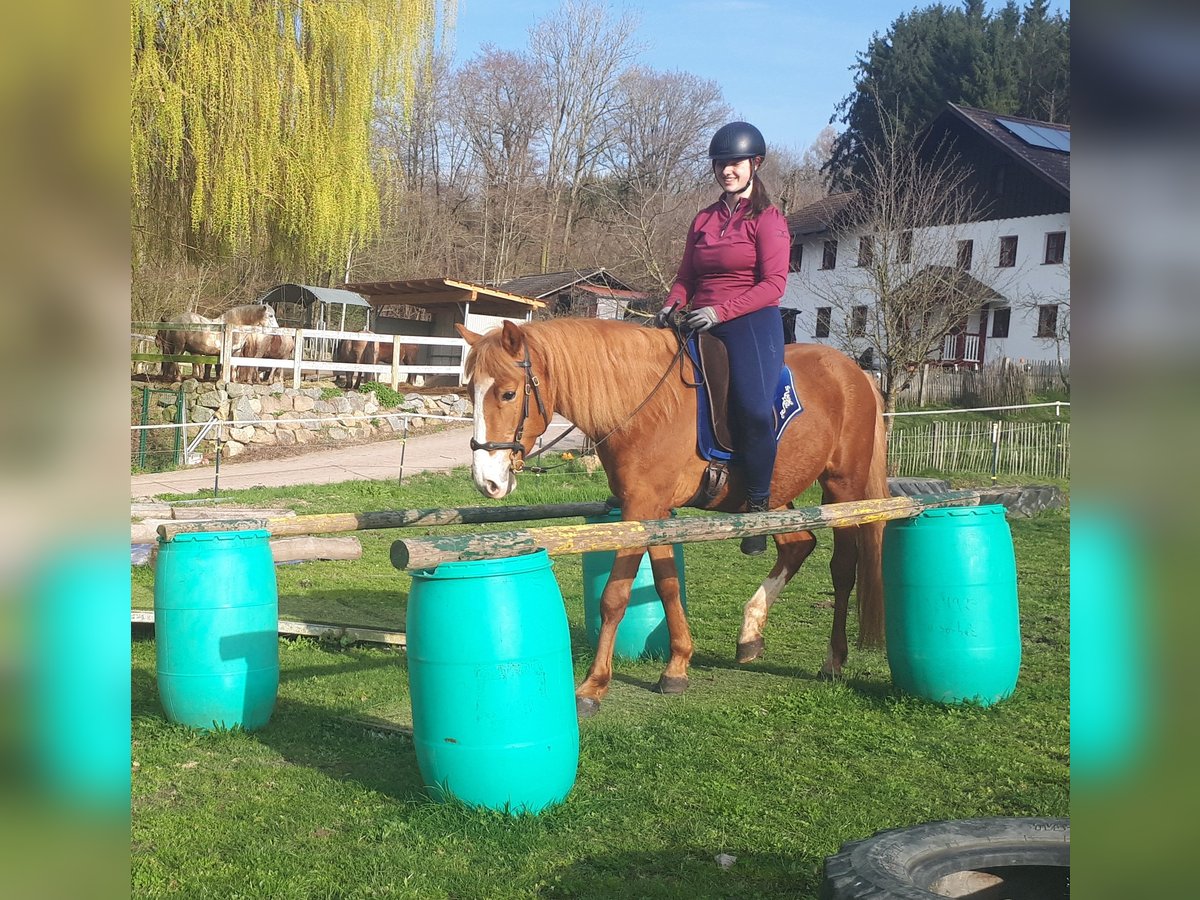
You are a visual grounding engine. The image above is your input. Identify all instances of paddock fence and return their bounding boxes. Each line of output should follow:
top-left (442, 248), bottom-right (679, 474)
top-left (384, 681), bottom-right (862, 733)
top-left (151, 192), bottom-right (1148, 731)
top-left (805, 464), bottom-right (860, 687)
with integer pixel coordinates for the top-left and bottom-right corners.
top-left (131, 322), bottom-right (468, 389)
top-left (887, 419), bottom-right (1070, 478)
top-left (903, 360), bottom-right (1069, 408)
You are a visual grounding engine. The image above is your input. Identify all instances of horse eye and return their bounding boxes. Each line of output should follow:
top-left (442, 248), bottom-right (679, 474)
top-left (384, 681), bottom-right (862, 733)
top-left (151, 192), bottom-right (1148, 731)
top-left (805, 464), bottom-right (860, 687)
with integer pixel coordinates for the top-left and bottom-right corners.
top-left (501, 390), bottom-right (517, 402)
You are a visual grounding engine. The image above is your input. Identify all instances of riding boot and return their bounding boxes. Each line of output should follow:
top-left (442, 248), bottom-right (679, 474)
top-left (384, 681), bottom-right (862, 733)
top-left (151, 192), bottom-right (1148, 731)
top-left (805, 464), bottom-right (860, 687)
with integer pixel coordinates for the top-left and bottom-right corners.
top-left (740, 497), bottom-right (771, 556)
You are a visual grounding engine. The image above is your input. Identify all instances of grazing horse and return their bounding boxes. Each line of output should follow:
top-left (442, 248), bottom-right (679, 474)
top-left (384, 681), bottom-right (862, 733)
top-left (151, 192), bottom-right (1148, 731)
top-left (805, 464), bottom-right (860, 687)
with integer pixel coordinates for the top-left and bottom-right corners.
top-left (157, 305), bottom-right (279, 381)
top-left (457, 318), bottom-right (889, 719)
top-left (334, 331), bottom-right (419, 389)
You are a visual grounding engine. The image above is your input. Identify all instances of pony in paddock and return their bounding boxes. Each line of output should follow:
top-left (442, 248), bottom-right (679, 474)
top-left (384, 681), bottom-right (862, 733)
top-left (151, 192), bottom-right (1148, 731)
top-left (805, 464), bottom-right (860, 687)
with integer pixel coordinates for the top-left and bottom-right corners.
top-left (236, 332), bottom-right (295, 383)
top-left (157, 305), bottom-right (279, 381)
top-left (457, 318), bottom-right (889, 718)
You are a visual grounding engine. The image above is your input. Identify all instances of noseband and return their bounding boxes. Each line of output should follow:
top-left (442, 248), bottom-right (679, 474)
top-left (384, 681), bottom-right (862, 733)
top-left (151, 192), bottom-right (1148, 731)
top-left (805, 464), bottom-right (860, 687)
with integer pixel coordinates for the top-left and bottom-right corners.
top-left (469, 344), bottom-right (547, 469)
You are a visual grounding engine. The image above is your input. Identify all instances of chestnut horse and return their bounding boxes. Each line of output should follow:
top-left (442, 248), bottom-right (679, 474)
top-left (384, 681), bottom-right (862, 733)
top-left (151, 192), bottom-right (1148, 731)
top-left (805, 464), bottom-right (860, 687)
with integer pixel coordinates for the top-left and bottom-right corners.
top-left (457, 318), bottom-right (889, 719)
top-left (334, 331), bottom-right (419, 389)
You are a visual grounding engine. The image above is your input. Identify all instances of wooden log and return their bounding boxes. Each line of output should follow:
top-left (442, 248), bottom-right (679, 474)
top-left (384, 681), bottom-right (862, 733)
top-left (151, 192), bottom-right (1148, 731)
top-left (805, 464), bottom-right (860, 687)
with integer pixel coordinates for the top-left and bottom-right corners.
top-left (270, 536), bottom-right (361, 563)
top-left (157, 501), bottom-right (615, 541)
top-left (390, 492), bottom-right (981, 571)
top-left (131, 609), bottom-right (406, 648)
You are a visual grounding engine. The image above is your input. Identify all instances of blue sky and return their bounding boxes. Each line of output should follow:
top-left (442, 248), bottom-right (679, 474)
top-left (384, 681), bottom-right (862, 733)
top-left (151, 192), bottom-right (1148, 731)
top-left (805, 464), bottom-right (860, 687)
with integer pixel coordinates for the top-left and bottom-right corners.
top-left (445, 0), bottom-right (1070, 153)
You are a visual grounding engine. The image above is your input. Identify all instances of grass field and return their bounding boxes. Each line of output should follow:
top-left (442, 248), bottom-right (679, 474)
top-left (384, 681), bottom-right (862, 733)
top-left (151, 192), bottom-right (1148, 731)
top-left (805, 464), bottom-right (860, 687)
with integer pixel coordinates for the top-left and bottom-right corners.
top-left (132, 467), bottom-right (1069, 898)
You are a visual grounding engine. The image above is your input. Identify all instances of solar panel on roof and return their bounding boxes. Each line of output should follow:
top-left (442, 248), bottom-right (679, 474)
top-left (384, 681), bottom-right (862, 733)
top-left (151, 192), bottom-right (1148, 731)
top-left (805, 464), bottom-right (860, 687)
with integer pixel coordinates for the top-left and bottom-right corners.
top-left (995, 117), bottom-right (1070, 153)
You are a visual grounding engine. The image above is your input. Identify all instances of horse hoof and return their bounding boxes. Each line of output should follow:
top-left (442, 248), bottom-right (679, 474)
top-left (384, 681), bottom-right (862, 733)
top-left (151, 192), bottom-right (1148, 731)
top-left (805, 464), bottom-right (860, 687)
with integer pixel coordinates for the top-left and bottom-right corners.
top-left (818, 666), bottom-right (842, 682)
top-left (576, 696), bottom-right (601, 719)
top-left (736, 638), bottom-right (764, 663)
top-left (654, 675), bottom-right (689, 695)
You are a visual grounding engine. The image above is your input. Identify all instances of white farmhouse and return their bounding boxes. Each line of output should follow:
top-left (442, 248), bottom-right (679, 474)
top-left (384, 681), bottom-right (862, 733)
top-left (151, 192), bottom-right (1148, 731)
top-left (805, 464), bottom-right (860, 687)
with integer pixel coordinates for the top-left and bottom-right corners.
top-left (782, 103), bottom-right (1069, 368)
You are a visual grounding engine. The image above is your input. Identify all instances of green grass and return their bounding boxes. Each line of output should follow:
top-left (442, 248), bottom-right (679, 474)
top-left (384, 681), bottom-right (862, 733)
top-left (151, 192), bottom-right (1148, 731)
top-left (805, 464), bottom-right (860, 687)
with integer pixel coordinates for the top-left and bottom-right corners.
top-left (132, 467), bottom-right (1069, 898)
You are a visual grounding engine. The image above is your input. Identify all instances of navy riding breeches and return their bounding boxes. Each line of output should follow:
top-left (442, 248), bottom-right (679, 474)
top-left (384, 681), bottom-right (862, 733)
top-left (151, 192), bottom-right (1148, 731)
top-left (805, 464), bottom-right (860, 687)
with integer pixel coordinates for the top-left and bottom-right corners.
top-left (709, 305), bottom-right (785, 501)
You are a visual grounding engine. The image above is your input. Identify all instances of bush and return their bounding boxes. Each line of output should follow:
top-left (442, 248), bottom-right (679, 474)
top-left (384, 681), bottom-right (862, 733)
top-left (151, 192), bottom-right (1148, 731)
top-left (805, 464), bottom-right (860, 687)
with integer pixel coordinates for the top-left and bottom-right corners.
top-left (360, 380), bottom-right (403, 407)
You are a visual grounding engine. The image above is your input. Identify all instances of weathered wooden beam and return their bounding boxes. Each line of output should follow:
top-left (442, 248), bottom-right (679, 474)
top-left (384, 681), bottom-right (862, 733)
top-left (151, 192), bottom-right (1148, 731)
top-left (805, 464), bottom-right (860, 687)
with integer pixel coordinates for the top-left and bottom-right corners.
top-left (131, 609), bottom-right (406, 648)
top-left (390, 492), bottom-right (981, 571)
top-left (156, 501), bottom-right (615, 541)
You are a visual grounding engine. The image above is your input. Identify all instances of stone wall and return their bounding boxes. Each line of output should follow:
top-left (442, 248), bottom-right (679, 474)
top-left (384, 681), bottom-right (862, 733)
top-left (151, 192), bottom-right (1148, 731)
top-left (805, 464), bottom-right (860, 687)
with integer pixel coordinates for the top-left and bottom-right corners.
top-left (148, 379), bottom-right (472, 459)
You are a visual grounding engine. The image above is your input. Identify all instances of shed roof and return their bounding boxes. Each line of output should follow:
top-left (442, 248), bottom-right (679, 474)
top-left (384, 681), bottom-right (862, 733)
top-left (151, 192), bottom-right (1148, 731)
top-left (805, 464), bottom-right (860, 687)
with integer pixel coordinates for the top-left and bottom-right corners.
top-left (496, 268), bottom-right (644, 300)
top-left (343, 278), bottom-right (546, 318)
top-left (257, 283), bottom-right (372, 308)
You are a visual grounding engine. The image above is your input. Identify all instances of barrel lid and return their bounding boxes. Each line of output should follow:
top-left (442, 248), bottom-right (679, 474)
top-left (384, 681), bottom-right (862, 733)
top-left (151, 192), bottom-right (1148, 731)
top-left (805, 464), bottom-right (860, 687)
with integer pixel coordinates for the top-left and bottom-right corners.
top-left (413, 548), bottom-right (554, 580)
top-left (163, 529), bottom-right (271, 544)
top-left (913, 504), bottom-right (1007, 520)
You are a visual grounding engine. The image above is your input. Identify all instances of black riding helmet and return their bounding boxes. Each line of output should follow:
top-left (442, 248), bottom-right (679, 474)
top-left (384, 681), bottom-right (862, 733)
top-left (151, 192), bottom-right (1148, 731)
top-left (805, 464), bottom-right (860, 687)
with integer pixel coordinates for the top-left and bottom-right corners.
top-left (708, 121), bottom-right (767, 161)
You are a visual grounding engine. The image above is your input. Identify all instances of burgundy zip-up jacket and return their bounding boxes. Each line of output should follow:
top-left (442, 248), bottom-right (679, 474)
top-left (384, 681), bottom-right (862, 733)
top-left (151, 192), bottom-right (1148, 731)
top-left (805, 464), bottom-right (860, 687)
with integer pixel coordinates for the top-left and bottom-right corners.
top-left (665, 196), bottom-right (791, 322)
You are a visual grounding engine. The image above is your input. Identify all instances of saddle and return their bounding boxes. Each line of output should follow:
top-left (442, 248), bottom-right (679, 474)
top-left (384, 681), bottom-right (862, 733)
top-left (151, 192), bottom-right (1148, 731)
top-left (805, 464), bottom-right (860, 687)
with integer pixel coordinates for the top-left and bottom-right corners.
top-left (683, 331), bottom-right (804, 506)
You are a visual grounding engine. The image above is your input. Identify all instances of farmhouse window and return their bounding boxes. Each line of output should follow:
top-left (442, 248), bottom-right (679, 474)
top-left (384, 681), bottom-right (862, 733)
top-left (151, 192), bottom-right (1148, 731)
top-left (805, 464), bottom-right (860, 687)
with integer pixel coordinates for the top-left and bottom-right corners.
top-left (1044, 231), bottom-right (1066, 264)
top-left (1037, 304), bottom-right (1058, 338)
top-left (991, 307), bottom-right (1011, 338)
top-left (815, 307), bottom-right (832, 338)
top-left (821, 240), bottom-right (838, 270)
top-left (957, 239), bottom-right (974, 270)
top-left (999, 235), bottom-right (1018, 268)
top-left (789, 241), bottom-right (803, 272)
top-left (897, 230), bottom-right (913, 264)
top-left (849, 305), bottom-right (869, 337)
top-left (858, 236), bottom-right (874, 267)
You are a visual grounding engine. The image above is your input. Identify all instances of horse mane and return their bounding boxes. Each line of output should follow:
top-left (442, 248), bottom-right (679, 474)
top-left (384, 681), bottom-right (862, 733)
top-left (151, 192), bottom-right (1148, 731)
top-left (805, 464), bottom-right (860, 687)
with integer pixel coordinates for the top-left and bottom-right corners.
top-left (470, 319), bottom-right (688, 438)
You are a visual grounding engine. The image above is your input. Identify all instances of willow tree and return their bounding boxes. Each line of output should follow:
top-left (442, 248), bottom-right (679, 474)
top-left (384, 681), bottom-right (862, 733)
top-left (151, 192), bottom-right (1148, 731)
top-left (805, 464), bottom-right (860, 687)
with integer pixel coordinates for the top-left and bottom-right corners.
top-left (131, 0), bottom-right (452, 274)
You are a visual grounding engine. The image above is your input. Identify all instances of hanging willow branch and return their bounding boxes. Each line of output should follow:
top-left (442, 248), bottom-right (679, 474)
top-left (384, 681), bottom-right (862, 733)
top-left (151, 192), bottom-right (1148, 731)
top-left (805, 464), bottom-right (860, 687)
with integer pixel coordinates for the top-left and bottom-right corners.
top-left (131, 0), bottom-right (452, 270)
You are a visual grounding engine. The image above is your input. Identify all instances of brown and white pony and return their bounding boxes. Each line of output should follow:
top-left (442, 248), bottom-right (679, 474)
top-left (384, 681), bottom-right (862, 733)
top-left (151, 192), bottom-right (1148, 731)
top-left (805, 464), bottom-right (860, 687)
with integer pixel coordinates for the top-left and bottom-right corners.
top-left (157, 305), bottom-right (279, 382)
top-left (334, 331), bottom-right (419, 389)
top-left (236, 332), bottom-right (295, 383)
top-left (458, 318), bottom-right (889, 719)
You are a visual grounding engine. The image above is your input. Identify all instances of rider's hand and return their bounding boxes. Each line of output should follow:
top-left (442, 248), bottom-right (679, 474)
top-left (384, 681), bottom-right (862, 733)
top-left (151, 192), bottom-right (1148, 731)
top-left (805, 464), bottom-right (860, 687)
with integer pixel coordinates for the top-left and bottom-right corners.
top-left (683, 306), bottom-right (720, 333)
top-left (655, 304), bottom-right (678, 329)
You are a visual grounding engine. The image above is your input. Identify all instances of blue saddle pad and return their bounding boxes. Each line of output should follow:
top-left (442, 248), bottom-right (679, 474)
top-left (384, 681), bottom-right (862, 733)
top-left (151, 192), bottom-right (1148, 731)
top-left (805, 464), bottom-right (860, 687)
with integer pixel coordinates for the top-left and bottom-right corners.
top-left (692, 338), bottom-right (803, 463)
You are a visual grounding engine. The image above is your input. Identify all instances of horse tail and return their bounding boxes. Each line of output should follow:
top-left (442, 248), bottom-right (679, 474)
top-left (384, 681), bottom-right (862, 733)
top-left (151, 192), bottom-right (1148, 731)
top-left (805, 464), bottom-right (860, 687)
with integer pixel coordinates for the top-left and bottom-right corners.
top-left (856, 376), bottom-right (889, 649)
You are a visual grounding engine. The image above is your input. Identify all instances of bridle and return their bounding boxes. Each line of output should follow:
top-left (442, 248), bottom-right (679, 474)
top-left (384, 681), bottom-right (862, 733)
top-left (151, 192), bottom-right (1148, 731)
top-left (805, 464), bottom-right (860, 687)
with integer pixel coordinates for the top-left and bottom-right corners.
top-left (468, 343), bottom-right (547, 471)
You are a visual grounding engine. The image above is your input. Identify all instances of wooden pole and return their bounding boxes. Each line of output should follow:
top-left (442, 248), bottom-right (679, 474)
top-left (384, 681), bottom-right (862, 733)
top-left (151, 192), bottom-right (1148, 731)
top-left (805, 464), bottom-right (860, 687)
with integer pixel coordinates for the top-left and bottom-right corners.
top-left (157, 501), bottom-right (616, 541)
top-left (391, 492), bottom-right (981, 570)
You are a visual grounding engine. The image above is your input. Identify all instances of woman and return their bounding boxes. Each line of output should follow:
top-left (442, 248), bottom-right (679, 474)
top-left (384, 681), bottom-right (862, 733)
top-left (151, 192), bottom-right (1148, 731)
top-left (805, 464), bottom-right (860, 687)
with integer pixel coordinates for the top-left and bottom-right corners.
top-left (657, 121), bottom-right (791, 555)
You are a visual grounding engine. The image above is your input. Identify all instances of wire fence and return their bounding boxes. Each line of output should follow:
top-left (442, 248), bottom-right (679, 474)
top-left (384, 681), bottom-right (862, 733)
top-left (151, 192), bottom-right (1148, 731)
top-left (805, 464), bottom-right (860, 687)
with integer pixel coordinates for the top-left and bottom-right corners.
top-left (130, 403), bottom-right (1071, 482)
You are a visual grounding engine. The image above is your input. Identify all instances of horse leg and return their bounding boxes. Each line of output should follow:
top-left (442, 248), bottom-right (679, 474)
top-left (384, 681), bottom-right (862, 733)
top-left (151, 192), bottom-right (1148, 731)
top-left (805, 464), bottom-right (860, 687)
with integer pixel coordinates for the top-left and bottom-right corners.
top-left (736, 529), bottom-right (817, 663)
top-left (576, 548), bottom-right (642, 718)
top-left (647, 543), bottom-right (693, 694)
top-left (822, 526), bottom-right (860, 680)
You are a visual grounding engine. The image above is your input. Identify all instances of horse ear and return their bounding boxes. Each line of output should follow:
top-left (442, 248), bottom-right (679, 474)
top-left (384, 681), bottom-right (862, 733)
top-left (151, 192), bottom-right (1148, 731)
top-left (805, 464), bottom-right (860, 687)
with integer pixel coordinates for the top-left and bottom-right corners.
top-left (499, 320), bottom-right (525, 356)
top-left (455, 324), bottom-right (483, 346)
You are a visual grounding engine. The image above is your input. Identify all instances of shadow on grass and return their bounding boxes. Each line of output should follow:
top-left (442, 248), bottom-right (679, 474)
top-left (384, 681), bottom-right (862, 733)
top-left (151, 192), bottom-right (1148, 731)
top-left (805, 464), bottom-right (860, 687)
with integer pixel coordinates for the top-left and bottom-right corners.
top-left (537, 848), bottom-right (822, 899)
top-left (251, 695), bottom-right (427, 801)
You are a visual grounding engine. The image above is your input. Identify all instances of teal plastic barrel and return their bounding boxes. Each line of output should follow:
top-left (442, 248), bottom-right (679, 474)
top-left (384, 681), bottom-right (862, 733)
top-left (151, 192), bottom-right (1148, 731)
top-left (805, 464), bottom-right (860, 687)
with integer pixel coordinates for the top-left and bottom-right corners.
top-left (582, 508), bottom-right (687, 661)
top-left (406, 550), bottom-right (578, 814)
top-left (154, 530), bottom-right (279, 730)
top-left (882, 505), bottom-right (1020, 706)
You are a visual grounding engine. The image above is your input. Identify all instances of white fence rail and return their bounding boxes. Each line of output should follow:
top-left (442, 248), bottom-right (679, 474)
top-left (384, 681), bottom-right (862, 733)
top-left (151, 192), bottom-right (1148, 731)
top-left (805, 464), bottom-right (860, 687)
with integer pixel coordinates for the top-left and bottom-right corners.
top-left (132, 322), bottom-right (467, 389)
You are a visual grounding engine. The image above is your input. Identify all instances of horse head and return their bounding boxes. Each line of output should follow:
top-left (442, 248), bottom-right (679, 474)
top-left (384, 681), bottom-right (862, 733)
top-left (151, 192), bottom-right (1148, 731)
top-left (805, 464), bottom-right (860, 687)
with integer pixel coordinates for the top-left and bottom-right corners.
top-left (457, 321), bottom-right (553, 499)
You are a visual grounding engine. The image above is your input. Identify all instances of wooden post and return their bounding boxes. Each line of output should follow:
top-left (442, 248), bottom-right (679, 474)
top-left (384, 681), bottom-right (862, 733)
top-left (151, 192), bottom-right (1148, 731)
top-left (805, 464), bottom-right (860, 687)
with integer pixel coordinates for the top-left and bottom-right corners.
top-left (390, 336), bottom-right (401, 391)
top-left (157, 501), bottom-right (617, 541)
top-left (220, 323), bottom-right (233, 382)
top-left (391, 492), bottom-right (981, 571)
top-left (292, 327), bottom-right (304, 389)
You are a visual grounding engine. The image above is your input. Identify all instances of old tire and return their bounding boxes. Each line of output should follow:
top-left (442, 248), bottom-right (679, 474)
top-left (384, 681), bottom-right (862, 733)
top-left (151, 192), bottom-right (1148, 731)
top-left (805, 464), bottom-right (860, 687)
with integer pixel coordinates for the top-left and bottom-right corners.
top-left (820, 816), bottom-right (1069, 899)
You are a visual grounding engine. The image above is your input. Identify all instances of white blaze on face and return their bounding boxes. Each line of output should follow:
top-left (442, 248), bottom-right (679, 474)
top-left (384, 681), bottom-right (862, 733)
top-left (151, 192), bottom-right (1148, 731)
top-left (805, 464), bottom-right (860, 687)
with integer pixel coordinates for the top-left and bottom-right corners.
top-left (471, 376), bottom-right (515, 498)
